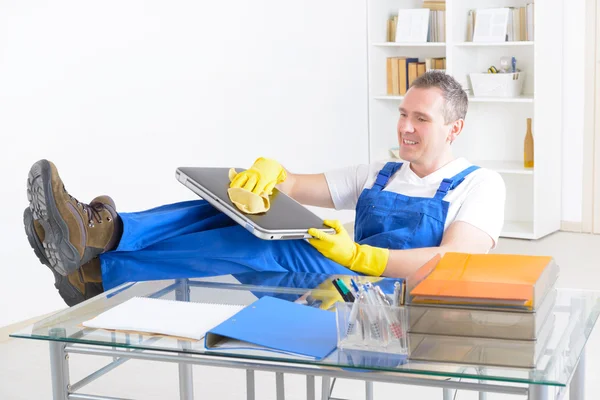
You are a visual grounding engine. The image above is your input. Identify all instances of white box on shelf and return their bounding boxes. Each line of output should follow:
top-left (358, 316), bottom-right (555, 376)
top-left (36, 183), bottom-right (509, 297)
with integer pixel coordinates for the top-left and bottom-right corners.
top-left (469, 72), bottom-right (525, 97)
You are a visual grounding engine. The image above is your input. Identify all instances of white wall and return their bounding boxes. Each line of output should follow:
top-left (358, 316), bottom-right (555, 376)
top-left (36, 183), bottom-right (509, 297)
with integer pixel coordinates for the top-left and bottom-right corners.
top-left (561, 0), bottom-right (586, 223)
top-left (0, 1), bottom-right (368, 327)
top-left (0, 0), bottom-right (588, 327)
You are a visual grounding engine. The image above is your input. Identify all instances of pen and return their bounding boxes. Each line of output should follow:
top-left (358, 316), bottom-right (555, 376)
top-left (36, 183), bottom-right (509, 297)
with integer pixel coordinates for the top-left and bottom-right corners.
top-left (331, 279), bottom-right (350, 302)
top-left (350, 279), bottom-right (360, 294)
top-left (336, 279), bottom-right (356, 302)
top-left (344, 278), bottom-right (358, 299)
top-left (393, 281), bottom-right (401, 307)
top-left (374, 286), bottom-right (390, 306)
top-left (374, 285), bottom-right (404, 340)
top-left (346, 291), bottom-right (363, 335)
top-left (364, 283), bottom-right (382, 339)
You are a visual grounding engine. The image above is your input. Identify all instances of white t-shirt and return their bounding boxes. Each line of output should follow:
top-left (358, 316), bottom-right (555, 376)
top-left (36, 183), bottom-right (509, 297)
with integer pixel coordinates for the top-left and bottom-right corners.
top-left (324, 158), bottom-right (506, 246)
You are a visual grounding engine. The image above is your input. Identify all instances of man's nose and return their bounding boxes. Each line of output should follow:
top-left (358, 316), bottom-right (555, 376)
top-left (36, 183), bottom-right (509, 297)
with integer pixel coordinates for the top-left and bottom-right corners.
top-left (398, 118), bottom-right (414, 132)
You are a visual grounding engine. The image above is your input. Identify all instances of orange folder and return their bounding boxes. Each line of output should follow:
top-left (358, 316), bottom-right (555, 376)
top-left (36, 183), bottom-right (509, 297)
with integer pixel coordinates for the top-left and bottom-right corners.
top-left (410, 253), bottom-right (556, 309)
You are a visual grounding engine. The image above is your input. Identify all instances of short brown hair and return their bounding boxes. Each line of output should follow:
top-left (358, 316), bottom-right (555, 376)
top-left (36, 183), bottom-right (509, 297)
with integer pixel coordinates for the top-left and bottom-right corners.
top-left (410, 71), bottom-right (468, 124)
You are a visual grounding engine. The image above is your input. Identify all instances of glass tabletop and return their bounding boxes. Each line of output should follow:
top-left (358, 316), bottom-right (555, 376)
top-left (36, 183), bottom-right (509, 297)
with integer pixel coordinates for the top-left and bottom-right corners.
top-left (11, 272), bottom-right (600, 387)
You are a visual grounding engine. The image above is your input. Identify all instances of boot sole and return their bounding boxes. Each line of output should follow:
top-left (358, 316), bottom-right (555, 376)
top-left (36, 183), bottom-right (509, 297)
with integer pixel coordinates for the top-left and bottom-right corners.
top-left (23, 208), bottom-right (87, 307)
top-left (27, 160), bottom-right (81, 276)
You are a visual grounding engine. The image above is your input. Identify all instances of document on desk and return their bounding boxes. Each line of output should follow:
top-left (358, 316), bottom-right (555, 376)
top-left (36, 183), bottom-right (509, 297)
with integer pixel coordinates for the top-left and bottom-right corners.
top-left (205, 296), bottom-right (337, 360)
top-left (82, 297), bottom-right (244, 341)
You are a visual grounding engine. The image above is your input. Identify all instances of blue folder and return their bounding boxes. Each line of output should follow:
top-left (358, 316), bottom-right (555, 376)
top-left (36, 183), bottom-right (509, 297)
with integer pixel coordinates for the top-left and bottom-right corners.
top-left (204, 296), bottom-right (337, 360)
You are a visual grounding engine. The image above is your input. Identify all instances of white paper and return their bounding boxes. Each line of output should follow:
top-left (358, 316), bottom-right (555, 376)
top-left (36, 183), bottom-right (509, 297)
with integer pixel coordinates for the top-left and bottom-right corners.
top-left (395, 9), bottom-right (430, 43)
top-left (473, 8), bottom-right (510, 43)
top-left (82, 297), bottom-right (244, 340)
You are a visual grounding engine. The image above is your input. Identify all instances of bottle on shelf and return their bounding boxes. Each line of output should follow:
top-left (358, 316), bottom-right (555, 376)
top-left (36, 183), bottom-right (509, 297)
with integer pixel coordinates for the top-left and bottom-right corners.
top-left (524, 118), bottom-right (534, 168)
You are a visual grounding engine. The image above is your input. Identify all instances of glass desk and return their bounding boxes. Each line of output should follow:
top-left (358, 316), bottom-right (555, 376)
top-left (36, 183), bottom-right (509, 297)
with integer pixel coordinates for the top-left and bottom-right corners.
top-left (11, 272), bottom-right (600, 400)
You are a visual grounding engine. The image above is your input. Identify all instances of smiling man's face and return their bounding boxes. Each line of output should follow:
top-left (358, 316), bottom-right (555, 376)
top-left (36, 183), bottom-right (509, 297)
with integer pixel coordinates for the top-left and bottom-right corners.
top-left (397, 87), bottom-right (458, 168)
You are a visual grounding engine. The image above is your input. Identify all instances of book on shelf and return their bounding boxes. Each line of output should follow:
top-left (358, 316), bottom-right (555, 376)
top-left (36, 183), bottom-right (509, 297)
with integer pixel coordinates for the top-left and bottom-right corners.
top-left (467, 4), bottom-right (534, 42)
top-left (386, 4), bottom-right (445, 43)
top-left (422, 0), bottom-right (445, 12)
top-left (386, 57), bottom-right (446, 96)
top-left (396, 9), bottom-right (430, 43)
top-left (387, 16), bottom-right (398, 42)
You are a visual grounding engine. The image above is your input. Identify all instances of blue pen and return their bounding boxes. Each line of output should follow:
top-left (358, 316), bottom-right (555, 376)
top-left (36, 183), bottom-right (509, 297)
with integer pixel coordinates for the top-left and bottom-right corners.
top-left (511, 56), bottom-right (516, 73)
top-left (350, 279), bottom-right (360, 294)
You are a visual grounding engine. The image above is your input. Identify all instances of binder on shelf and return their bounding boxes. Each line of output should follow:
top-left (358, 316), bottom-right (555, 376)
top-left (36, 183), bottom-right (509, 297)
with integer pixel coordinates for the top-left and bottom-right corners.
top-left (204, 296), bottom-right (338, 360)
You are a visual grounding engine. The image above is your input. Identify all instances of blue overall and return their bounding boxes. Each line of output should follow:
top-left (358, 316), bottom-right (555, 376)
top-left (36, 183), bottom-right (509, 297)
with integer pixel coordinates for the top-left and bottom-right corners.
top-left (99, 162), bottom-right (479, 291)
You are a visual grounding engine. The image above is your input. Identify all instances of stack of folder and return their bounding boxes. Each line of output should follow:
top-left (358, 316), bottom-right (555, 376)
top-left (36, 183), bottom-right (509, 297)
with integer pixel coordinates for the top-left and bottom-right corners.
top-left (407, 253), bottom-right (559, 368)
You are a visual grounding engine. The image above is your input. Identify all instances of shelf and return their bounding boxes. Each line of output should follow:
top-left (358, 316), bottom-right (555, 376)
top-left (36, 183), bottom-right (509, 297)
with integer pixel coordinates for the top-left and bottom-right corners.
top-left (454, 41), bottom-right (534, 47)
top-left (374, 95), bottom-right (533, 103)
top-left (468, 95), bottom-right (534, 103)
top-left (500, 221), bottom-right (535, 239)
top-left (372, 42), bottom-right (446, 48)
top-left (373, 95), bottom-right (404, 100)
top-left (472, 160), bottom-right (533, 175)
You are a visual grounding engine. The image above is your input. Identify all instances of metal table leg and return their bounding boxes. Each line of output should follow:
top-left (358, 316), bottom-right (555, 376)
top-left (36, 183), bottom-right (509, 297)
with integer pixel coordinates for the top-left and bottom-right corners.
top-left (365, 381), bottom-right (373, 400)
top-left (246, 370), bottom-right (255, 400)
top-left (528, 384), bottom-right (549, 400)
top-left (443, 388), bottom-right (456, 400)
top-left (176, 279), bottom-right (194, 400)
top-left (321, 377), bottom-right (330, 400)
top-left (478, 367), bottom-right (487, 400)
top-left (276, 372), bottom-right (285, 400)
top-left (306, 375), bottom-right (315, 400)
top-left (570, 350), bottom-right (586, 400)
top-left (49, 340), bottom-right (70, 400)
top-left (178, 361), bottom-right (194, 400)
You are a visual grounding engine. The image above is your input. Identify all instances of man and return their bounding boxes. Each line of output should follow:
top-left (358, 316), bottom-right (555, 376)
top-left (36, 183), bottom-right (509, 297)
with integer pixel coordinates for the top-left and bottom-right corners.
top-left (24, 71), bottom-right (505, 306)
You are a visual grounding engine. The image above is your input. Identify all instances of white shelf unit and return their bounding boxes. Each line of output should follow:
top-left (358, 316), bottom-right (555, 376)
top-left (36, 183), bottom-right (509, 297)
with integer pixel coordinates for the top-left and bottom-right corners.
top-left (366, 0), bottom-right (563, 240)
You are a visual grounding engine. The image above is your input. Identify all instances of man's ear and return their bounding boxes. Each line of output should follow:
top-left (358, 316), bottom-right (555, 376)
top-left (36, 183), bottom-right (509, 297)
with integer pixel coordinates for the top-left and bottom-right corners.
top-left (448, 119), bottom-right (464, 144)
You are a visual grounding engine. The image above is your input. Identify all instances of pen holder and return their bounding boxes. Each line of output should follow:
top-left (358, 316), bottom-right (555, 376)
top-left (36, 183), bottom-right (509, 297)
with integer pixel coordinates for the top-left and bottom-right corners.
top-left (335, 302), bottom-right (409, 355)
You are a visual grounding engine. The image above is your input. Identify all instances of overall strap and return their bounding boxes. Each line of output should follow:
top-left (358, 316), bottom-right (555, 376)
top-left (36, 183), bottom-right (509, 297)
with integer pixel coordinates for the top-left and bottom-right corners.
top-left (372, 162), bottom-right (403, 191)
top-left (434, 165), bottom-right (480, 199)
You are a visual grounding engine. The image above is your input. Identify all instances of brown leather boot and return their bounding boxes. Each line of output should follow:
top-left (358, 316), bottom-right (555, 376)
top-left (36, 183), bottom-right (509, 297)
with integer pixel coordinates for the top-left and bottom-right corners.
top-left (66, 258), bottom-right (103, 301)
top-left (27, 159), bottom-right (122, 276)
top-left (23, 207), bottom-right (104, 306)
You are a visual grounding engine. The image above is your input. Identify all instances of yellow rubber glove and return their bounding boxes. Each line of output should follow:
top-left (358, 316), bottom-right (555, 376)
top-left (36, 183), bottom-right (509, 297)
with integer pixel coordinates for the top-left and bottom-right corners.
top-left (229, 157), bottom-right (287, 196)
top-left (308, 220), bottom-right (390, 276)
top-left (227, 168), bottom-right (270, 214)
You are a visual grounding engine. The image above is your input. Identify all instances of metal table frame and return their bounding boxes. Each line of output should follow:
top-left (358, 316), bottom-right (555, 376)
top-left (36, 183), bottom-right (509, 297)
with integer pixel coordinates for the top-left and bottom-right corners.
top-left (44, 280), bottom-right (588, 400)
top-left (47, 341), bottom-right (586, 400)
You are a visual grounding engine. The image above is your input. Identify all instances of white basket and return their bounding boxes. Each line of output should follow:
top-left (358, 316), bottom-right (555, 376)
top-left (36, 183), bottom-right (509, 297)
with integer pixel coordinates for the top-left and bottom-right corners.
top-left (469, 72), bottom-right (525, 97)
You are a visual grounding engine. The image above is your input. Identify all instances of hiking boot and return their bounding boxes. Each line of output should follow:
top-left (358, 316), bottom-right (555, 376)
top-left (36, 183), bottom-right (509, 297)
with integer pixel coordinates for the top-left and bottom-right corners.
top-left (23, 208), bottom-right (104, 306)
top-left (27, 159), bottom-right (122, 276)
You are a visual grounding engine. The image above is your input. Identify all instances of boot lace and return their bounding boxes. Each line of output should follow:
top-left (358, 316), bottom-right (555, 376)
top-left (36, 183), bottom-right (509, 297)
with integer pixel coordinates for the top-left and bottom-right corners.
top-left (64, 185), bottom-right (111, 228)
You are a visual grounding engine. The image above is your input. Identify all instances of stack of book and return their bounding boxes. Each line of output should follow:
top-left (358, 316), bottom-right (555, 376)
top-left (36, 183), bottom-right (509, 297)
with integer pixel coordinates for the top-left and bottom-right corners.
top-left (386, 57), bottom-right (446, 96)
top-left (407, 253), bottom-right (559, 368)
top-left (386, 1), bottom-right (446, 43)
top-left (467, 4), bottom-right (534, 42)
top-left (423, 0), bottom-right (445, 42)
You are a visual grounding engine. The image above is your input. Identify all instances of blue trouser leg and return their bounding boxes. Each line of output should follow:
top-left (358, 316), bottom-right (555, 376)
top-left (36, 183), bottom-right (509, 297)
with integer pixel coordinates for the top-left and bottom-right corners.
top-left (99, 200), bottom-right (354, 290)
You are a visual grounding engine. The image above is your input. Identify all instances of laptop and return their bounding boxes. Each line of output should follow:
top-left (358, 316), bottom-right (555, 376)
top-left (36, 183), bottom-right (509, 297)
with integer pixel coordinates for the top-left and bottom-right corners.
top-left (176, 167), bottom-right (335, 240)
